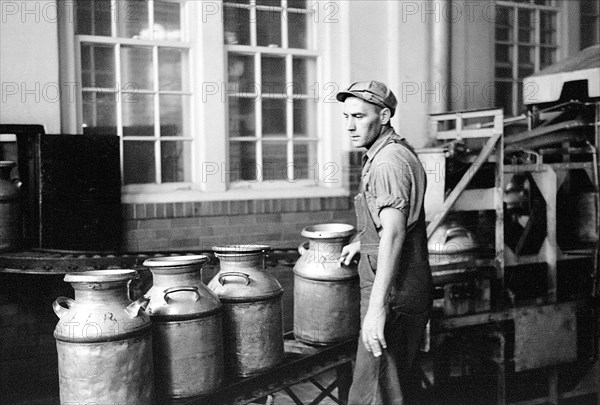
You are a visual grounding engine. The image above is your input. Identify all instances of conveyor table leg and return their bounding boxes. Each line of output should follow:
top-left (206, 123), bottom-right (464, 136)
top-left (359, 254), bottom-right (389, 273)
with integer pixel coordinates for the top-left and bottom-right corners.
top-left (336, 361), bottom-right (353, 405)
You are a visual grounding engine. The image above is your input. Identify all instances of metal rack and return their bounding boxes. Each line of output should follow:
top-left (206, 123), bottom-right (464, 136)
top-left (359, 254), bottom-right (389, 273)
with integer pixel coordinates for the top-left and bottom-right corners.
top-left (424, 103), bottom-right (600, 404)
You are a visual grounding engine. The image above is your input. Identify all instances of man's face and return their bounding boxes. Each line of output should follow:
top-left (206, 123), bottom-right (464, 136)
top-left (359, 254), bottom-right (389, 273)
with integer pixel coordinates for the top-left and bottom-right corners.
top-left (342, 97), bottom-right (384, 149)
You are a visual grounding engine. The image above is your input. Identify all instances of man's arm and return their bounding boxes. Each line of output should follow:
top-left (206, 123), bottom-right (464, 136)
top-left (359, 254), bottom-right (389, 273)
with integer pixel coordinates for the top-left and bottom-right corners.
top-left (361, 206), bottom-right (407, 357)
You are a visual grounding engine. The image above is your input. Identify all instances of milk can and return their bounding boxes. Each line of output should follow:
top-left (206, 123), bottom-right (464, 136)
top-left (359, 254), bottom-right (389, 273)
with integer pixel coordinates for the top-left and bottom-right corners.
top-left (143, 255), bottom-right (224, 399)
top-left (293, 223), bottom-right (360, 345)
top-left (52, 269), bottom-right (154, 405)
top-left (207, 245), bottom-right (284, 377)
top-left (0, 161), bottom-right (21, 251)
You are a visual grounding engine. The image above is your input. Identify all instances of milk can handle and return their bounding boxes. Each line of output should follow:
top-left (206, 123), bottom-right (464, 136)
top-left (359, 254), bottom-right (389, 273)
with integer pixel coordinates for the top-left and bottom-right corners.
top-left (52, 297), bottom-right (74, 318)
top-left (164, 286), bottom-right (200, 303)
top-left (125, 296), bottom-right (150, 318)
top-left (298, 241), bottom-right (309, 256)
top-left (444, 227), bottom-right (473, 243)
top-left (218, 272), bottom-right (250, 286)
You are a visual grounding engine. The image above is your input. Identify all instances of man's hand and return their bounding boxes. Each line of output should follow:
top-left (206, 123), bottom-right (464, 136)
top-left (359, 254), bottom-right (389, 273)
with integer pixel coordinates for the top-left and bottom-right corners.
top-left (339, 240), bottom-right (360, 266)
top-left (361, 304), bottom-right (387, 357)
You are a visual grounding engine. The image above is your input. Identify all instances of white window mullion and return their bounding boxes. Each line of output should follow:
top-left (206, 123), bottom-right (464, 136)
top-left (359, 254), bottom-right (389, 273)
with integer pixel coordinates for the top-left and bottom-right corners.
top-left (147, 1), bottom-right (161, 184)
top-left (73, 37), bottom-right (83, 133)
top-left (153, 44), bottom-right (161, 184)
top-left (512, 5), bottom-right (519, 117)
top-left (255, 52), bottom-right (263, 181)
top-left (110, 0), bottom-right (117, 38)
top-left (281, 0), bottom-right (289, 49)
top-left (250, 0), bottom-right (257, 47)
top-left (286, 54), bottom-right (294, 181)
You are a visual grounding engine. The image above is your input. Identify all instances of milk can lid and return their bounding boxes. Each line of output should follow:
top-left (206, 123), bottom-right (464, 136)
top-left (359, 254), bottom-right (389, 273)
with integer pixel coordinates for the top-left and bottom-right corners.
top-left (143, 254), bottom-right (210, 267)
top-left (301, 223), bottom-right (355, 239)
top-left (64, 269), bottom-right (137, 283)
top-left (212, 244), bottom-right (270, 255)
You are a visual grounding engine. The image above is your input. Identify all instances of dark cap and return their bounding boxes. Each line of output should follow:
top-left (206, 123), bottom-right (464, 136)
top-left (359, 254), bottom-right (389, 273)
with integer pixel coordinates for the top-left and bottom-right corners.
top-left (336, 80), bottom-right (398, 116)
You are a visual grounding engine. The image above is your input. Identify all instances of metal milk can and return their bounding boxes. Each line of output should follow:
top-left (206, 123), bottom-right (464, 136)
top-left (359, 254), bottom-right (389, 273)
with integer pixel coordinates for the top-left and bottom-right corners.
top-left (207, 245), bottom-right (284, 377)
top-left (143, 255), bottom-right (224, 399)
top-left (0, 161), bottom-right (21, 251)
top-left (52, 269), bottom-right (154, 405)
top-left (293, 223), bottom-right (360, 345)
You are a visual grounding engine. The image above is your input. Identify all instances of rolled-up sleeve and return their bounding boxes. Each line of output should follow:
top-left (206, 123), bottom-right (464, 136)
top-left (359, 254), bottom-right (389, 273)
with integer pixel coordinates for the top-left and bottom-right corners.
top-left (371, 161), bottom-right (413, 218)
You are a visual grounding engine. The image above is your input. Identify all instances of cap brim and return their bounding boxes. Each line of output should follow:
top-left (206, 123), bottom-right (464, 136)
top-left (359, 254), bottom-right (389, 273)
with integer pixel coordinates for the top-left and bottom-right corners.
top-left (335, 91), bottom-right (355, 103)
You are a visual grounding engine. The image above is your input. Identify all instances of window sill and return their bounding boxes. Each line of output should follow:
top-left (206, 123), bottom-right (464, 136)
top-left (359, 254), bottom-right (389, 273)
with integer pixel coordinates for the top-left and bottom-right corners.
top-left (122, 185), bottom-right (349, 204)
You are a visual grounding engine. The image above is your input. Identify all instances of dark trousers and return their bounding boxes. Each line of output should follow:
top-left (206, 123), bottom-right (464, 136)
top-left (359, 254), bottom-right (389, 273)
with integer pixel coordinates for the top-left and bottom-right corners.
top-left (348, 258), bottom-right (430, 405)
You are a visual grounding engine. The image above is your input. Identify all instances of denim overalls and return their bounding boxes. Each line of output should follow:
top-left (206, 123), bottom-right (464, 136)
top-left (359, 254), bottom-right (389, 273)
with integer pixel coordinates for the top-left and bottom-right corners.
top-left (348, 136), bottom-right (433, 405)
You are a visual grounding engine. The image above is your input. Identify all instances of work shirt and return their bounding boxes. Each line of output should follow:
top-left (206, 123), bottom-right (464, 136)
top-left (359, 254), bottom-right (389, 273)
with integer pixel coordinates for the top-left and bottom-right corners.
top-left (361, 127), bottom-right (426, 233)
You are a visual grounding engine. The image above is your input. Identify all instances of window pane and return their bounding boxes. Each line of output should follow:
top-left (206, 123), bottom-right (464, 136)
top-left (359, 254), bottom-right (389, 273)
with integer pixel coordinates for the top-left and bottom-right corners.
top-left (161, 141), bottom-right (191, 182)
top-left (495, 81), bottom-right (513, 116)
top-left (518, 45), bottom-right (534, 67)
top-left (225, 0), bottom-right (250, 5)
top-left (288, 0), bottom-right (307, 9)
top-left (518, 9), bottom-right (534, 43)
top-left (124, 141), bottom-right (155, 184)
top-left (540, 47), bottom-right (556, 69)
top-left (121, 46), bottom-right (153, 90)
top-left (262, 99), bottom-right (286, 136)
top-left (288, 12), bottom-right (308, 48)
top-left (154, 1), bottom-right (181, 41)
top-left (116, 0), bottom-right (149, 39)
top-left (518, 65), bottom-right (535, 79)
top-left (257, 9), bottom-right (282, 47)
top-left (495, 67), bottom-right (513, 79)
top-left (159, 48), bottom-right (183, 91)
top-left (76, 0), bottom-right (111, 36)
top-left (82, 91), bottom-right (117, 128)
top-left (256, 0), bottom-right (282, 6)
top-left (293, 143), bottom-right (318, 180)
top-left (160, 95), bottom-right (188, 137)
top-left (581, 0), bottom-right (599, 14)
top-left (496, 26), bottom-right (512, 42)
top-left (224, 6), bottom-right (250, 45)
top-left (495, 44), bottom-right (513, 64)
top-left (81, 44), bottom-right (115, 88)
top-left (580, 15), bottom-right (599, 49)
top-left (292, 57), bottom-right (310, 94)
top-left (230, 142), bottom-right (257, 181)
top-left (262, 56), bottom-right (286, 96)
top-left (229, 54), bottom-right (256, 93)
top-left (229, 97), bottom-right (256, 137)
top-left (540, 11), bottom-right (557, 45)
top-left (123, 94), bottom-right (154, 136)
top-left (496, 6), bottom-right (512, 27)
top-left (263, 142), bottom-right (288, 181)
top-left (517, 81), bottom-right (525, 113)
top-left (293, 99), bottom-right (316, 137)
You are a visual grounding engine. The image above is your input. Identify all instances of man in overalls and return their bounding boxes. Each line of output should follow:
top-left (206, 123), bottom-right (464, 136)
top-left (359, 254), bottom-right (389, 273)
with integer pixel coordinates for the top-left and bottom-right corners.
top-left (337, 81), bottom-right (433, 404)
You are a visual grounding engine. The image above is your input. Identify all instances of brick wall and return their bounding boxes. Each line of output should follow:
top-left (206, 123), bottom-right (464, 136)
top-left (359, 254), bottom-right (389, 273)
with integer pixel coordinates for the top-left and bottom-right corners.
top-left (122, 151), bottom-right (364, 252)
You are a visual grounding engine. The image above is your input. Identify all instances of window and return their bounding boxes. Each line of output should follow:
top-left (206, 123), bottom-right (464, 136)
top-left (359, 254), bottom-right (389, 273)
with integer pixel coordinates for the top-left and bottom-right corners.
top-left (223, 0), bottom-right (319, 184)
top-left (74, 0), bottom-right (191, 185)
top-left (581, 0), bottom-right (600, 49)
top-left (495, 0), bottom-right (560, 116)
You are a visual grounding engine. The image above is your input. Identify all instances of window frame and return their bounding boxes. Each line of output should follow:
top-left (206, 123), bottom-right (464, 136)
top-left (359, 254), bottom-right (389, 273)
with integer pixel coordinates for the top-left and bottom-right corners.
top-left (224, 0), bottom-right (322, 188)
top-left (57, 0), bottom-right (350, 203)
top-left (495, 0), bottom-right (562, 117)
top-left (580, 0), bottom-right (600, 49)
